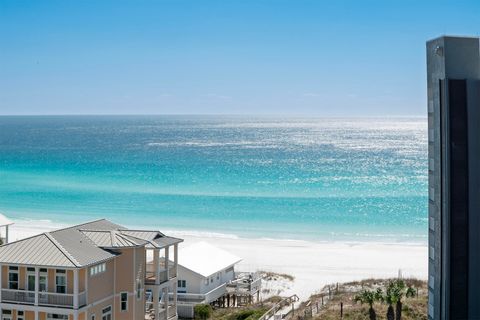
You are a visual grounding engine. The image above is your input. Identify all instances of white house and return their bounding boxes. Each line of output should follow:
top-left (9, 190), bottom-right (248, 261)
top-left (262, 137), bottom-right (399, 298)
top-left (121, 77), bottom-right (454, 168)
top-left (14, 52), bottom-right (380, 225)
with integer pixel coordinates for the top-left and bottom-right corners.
top-left (174, 242), bottom-right (242, 318)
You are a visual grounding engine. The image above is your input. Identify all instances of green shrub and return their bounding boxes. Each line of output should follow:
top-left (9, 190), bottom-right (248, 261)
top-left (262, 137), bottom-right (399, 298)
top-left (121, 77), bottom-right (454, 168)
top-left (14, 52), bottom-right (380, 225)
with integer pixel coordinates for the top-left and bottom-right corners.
top-left (195, 304), bottom-right (213, 320)
top-left (228, 309), bottom-right (266, 320)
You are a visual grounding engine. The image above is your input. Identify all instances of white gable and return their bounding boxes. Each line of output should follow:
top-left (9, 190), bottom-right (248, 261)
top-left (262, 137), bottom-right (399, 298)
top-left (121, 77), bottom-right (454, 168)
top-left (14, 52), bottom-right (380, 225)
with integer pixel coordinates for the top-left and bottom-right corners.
top-left (179, 241), bottom-right (242, 278)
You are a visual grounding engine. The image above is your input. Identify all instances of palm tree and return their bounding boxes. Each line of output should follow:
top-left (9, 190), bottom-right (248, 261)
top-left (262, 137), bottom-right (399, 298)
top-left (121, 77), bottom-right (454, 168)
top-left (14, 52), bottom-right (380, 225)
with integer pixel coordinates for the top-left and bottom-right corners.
top-left (383, 286), bottom-right (396, 320)
top-left (384, 280), bottom-right (416, 320)
top-left (354, 288), bottom-right (382, 320)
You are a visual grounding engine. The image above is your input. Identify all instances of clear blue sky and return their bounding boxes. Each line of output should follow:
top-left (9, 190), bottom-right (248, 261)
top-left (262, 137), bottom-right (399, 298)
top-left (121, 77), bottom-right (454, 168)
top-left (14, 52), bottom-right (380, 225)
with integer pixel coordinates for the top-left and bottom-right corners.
top-left (1, 0), bottom-right (479, 116)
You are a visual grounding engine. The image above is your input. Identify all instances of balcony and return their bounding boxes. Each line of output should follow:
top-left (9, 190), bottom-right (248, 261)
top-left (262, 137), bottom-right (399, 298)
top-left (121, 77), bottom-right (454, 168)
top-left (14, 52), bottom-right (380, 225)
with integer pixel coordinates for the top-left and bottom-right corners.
top-left (145, 261), bottom-right (176, 285)
top-left (145, 270), bottom-right (168, 285)
top-left (1, 289), bottom-right (87, 308)
top-left (145, 304), bottom-right (176, 320)
top-left (1, 289), bottom-right (35, 304)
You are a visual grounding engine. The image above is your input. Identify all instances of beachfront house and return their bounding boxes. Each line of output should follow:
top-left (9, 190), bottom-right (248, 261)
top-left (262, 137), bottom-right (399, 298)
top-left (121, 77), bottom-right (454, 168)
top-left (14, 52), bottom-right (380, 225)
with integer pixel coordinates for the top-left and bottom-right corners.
top-left (175, 242), bottom-right (241, 318)
top-left (0, 219), bottom-right (182, 320)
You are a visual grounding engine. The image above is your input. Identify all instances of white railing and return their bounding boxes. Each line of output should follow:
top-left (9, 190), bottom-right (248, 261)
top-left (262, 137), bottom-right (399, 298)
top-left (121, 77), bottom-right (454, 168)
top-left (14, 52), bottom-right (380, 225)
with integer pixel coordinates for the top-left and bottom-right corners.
top-left (147, 304), bottom-right (176, 320)
top-left (169, 266), bottom-right (177, 278)
top-left (257, 295), bottom-right (299, 320)
top-left (174, 283), bottom-right (227, 304)
top-left (146, 261), bottom-right (177, 283)
top-left (158, 308), bottom-right (166, 319)
top-left (228, 272), bottom-right (262, 294)
top-left (41, 292), bottom-right (73, 307)
top-left (157, 305), bottom-right (176, 319)
top-left (167, 305), bottom-right (177, 318)
top-left (175, 293), bottom-right (205, 304)
top-left (1, 289), bottom-right (87, 308)
top-left (2, 289), bottom-right (35, 304)
top-left (79, 291), bottom-right (87, 307)
top-left (204, 283), bottom-right (227, 302)
top-left (145, 270), bottom-right (168, 284)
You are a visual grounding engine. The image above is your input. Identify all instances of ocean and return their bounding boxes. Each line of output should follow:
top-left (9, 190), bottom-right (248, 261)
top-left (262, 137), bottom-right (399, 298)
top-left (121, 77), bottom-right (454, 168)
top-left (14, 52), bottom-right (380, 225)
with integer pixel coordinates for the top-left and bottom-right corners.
top-left (0, 116), bottom-right (427, 243)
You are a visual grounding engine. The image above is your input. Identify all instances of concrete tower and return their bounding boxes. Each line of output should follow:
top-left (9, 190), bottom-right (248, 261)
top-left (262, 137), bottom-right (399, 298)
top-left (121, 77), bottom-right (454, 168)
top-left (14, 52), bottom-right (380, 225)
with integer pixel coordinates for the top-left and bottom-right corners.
top-left (427, 36), bottom-right (480, 320)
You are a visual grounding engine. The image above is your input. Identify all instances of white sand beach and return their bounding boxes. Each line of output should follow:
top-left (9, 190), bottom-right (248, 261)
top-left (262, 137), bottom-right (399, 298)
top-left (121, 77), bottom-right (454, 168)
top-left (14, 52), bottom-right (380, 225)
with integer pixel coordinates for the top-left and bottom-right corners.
top-left (9, 220), bottom-right (428, 301)
top-left (179, 234), bottom-right (428, 300)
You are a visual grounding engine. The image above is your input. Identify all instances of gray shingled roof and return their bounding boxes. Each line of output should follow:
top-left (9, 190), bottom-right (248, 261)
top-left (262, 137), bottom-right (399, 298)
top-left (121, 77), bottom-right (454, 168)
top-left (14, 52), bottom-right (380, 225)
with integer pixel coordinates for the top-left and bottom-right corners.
top-left (0, 219), bottom-right (183, 268)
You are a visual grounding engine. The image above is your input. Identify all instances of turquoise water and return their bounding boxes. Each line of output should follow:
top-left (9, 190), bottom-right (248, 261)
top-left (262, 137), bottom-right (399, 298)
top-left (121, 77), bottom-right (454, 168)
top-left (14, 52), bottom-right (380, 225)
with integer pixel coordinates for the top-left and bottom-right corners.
top-left (0, 116), bottom-right (427, 242)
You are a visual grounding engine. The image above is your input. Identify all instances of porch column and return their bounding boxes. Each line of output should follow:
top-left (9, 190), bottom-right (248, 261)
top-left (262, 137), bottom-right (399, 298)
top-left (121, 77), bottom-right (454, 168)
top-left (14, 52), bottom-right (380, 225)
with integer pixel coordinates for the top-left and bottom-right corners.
top-left (34, 310), bottom-right (38, 320)
top-left (163, 287), bottom-right (169, 320)
top-left (173, 278), bottom-right (178, 309)
top-left (165, 246), bottom-right (170, 280)
top-left (153, 288), bottom-right (159, 320)
top-left (73, 310), bottom-right (78, 320)
top-left (154, 249), bottom-right (160, 284)
top-left (73, 269), bottom-right (79, 310)
top-left (0, 264), bottom-right (2, 303)
top-left (35, 267), bottom-right (39, 305)
top-left (85, 266), bottom-right (88, 305)
top-left (174, 244), bottom-right (178, 276)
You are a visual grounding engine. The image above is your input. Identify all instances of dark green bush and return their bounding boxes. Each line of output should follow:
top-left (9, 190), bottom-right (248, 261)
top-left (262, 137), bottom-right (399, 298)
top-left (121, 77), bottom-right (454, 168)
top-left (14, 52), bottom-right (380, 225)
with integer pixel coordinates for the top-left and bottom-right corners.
top-left (194, 304), bottom-right (213, 320)
top-left (227, 309), bottom-right (265, 320)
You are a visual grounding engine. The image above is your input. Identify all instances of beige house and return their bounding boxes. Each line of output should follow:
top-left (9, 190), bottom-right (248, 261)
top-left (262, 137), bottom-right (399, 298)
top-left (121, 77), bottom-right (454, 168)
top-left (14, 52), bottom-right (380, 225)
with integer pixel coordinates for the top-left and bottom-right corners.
top-left (0, 219), bottom-right (182, 320)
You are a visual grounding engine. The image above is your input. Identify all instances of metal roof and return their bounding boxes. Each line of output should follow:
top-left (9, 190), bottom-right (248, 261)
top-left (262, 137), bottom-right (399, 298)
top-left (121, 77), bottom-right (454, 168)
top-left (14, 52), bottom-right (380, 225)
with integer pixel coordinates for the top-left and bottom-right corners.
top-left (0, 219), bottom-right (182, 268)
top-left (119, 230), bottom-right (161, 241)
top-left (152, 236), bottom-right (183, 248)
top-left (58, 219), bottom-right (124, 232)
top-left (50, 228), bottom-right (117, 267)
top-left (80, 230), bottom-right (148, 248)
top-left (178, 241), bottom-right (242, 278)
top-left (0, 234), bottom-right (77, 267)
top-left (120, 230), bottom-right (182, 248)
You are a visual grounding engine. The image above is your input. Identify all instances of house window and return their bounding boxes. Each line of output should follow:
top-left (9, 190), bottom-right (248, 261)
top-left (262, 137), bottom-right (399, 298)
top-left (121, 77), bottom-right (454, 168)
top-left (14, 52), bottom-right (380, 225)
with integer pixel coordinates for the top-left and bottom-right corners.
top-left (40, 269), bottom-right (48, 292)
top-left (17, 311), bottom-right (24, 320)
top-left (177, 280), bottom-right (187, 293)
top-left (225, 266), bottom-right (234, 273)
top-left (90, 263), bottom-right (106, 276)
top-left (204, 279), bottom-right (208, 285)
top-left (27, 268), bottom-right (36, 291)
top-left (178, 280), bottom-right (186, 288)
top-left (46, 314), bottom-right (68, 320)
top-left (8, 266), bottom-right (18, 290)
top-left (102, 306), bottom-right (112, 320)
top-left (217, 273), bottom-right (220, 280)
top-left (210, 277), bottom-right (213, 283)
top-left (2, 310), bottom-right (12, 320)
top-left (120, 292), bottom-right (128, 311)
top-left (91, 315), bottom-right (95, 320)
top-left (56, 270), bottom-right (67, 294)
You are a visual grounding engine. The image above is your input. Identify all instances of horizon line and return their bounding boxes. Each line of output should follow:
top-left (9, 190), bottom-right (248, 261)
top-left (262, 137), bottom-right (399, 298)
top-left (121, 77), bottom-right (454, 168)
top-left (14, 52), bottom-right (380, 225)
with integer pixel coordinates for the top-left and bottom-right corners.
top-left (0, 113), bottom-right (428, 118)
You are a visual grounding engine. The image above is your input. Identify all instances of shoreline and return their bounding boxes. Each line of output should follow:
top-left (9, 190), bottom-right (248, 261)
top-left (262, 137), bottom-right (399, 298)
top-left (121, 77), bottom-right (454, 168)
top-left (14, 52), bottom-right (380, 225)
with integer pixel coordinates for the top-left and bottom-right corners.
top-left (9, 218), bottom-right (428, 246)
top-left (8, 219), bottom-right (428, 300)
